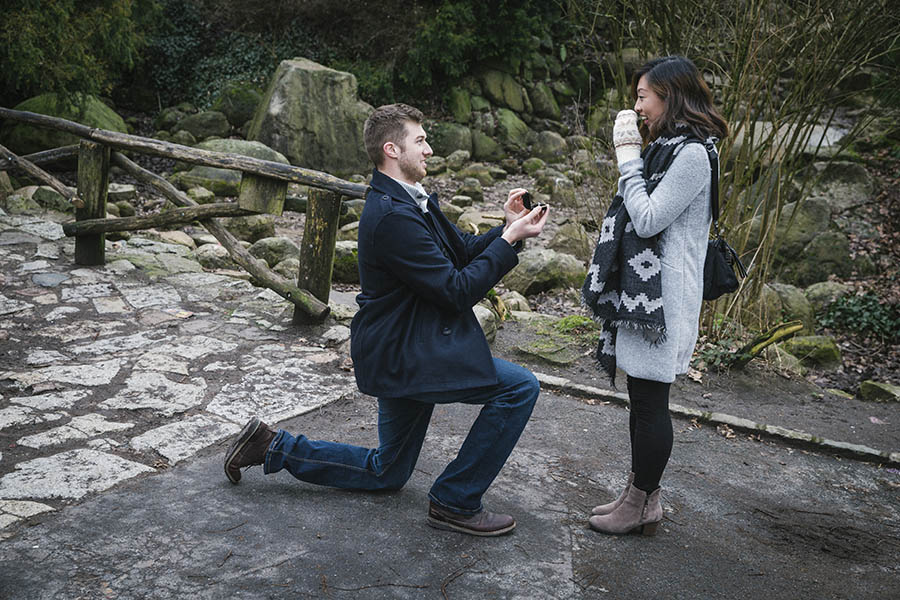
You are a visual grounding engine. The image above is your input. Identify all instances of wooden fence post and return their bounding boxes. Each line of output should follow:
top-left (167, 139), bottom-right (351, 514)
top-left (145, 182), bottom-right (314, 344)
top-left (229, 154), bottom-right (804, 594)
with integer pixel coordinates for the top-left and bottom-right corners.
top-left (75, 141), bottom-right (109, 265)
top-left (293, 188), bottom-right (342, 325)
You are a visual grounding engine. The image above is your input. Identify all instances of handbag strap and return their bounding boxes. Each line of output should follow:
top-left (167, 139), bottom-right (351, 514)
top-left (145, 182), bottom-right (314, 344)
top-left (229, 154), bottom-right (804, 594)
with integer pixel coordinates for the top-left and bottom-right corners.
top-left (703, 140), bottom-right (721, 237)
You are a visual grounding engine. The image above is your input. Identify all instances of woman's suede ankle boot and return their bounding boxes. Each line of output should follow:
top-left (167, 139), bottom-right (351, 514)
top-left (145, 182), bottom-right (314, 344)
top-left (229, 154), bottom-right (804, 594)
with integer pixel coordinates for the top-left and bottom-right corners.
top-left (588, 484), bottom-right (662, 535)
top-left (591, 472), bottom-right (634, 516)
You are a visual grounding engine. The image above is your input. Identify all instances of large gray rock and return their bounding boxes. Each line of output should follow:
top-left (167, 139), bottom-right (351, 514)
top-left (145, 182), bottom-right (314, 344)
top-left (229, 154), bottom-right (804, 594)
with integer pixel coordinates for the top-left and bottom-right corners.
top-left (169, 139), bottom-right (289, 197)
top-left (769, 282), bottom-right (815, 333)
top-left (479, 70), bottom-right (527, 112)
top-left (473, 304), bottom-right (498, 343)
top-left (804, 161), bottom-right (874, 213)
top-left (782, 335), bottom-right (842, 368)
top-left (749, 198), bottom-right (831, 260)
top-left (332, 241), bottom-right (359, 283)
top-left (428, 121), bottom-right (473, 156)
top-left (495, 108), bottom-right (533, 151)
top-left (731, 121), bottom-right (849, 165)
top-left (195, 243), bottom-right (237, 270)
top-left (211, 83), bottom-right (262, 129)
top-left (248, 236), bottom-right (301, 268)
top-left (224, 214), bottom-right (275, 243)
top-left (533, 130), bottom-right (568, 163)
top-left (528, 82), bottom-right (562, 120)
top-left (174, 111), bottom-right (231, 140)
top-left (805, 281), bottom-right (852, 314)
top-left (781, 231), bottom-right (855, 287)
top-left (247, 58), bottom-right (374, 176)
top-left (549, 221), bottom-right (592, 264)
top-left (503, 248), bottom-right (586, 296)
top-left (1, 93), bottom-right (127, 155)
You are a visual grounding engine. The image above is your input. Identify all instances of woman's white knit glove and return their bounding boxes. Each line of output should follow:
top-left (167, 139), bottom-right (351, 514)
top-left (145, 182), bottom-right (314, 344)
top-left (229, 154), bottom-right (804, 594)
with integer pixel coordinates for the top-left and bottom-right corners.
top-left (613, 109), bottom-right (642, 165)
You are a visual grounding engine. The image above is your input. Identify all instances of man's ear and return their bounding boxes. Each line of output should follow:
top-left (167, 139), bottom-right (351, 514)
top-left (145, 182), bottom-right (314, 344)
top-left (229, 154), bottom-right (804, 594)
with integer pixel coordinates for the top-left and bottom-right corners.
top-left (382, 141), bottom-right (400, 160)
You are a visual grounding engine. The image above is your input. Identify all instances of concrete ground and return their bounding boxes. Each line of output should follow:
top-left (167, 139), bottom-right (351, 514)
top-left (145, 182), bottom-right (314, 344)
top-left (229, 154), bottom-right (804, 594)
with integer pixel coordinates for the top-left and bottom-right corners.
top-left (1, 387), bottom-right (898, 599)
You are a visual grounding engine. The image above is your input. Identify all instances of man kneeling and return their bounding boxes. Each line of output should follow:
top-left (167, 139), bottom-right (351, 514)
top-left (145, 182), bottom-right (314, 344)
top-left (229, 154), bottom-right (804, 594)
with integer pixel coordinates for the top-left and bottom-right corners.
top-left (224, 103), bottom-right (549, 536)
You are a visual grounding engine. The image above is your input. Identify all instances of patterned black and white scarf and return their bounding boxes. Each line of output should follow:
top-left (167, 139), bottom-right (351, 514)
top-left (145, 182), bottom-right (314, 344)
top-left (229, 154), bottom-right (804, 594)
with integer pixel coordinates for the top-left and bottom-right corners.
top-left (581, 127), bottom-right (708, 383)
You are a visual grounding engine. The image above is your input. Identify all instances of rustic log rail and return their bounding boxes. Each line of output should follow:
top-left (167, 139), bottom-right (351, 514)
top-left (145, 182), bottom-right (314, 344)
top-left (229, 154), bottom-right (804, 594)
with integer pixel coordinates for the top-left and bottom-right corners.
top-left (0, 106), bottom-right (353, 320)
top-left (0, 142), bottom-right (84, 208)
top-left (111, 152), bottom-right (330, 318)
top-left (0, 108), bottom-right (367, 198)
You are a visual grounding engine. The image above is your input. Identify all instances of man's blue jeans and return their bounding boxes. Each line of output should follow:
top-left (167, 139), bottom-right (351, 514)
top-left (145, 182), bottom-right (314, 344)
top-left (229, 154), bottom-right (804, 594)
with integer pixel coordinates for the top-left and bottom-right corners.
top-left (264, 358), bottom-right (539, 515)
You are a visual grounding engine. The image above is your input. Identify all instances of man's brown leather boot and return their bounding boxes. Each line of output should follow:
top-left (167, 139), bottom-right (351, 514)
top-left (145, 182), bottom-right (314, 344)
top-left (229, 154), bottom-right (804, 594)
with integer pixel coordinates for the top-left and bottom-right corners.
top-left (224, 416), bottom-right (276, 484)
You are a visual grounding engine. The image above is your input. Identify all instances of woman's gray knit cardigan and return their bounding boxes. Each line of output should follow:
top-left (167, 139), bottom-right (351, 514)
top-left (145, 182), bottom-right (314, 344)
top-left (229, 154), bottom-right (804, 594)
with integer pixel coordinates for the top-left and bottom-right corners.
top-left (615, 142), bottom-right (712, 383)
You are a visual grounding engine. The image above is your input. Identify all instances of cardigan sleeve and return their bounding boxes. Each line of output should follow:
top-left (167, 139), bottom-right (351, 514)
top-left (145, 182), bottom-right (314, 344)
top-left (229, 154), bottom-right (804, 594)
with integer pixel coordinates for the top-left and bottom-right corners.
top-left (618, 143), bottom-right (711, 238)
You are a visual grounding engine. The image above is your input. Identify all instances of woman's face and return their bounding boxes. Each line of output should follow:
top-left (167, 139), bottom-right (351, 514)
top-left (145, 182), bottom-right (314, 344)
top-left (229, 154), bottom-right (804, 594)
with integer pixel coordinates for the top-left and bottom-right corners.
top-left (634, 75), bottom-right (665, 132)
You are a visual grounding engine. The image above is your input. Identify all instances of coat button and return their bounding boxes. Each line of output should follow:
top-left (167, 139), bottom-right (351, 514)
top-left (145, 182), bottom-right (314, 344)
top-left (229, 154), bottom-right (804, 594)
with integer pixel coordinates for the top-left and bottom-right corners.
top-left (442, 327), bottom-right (451, 335)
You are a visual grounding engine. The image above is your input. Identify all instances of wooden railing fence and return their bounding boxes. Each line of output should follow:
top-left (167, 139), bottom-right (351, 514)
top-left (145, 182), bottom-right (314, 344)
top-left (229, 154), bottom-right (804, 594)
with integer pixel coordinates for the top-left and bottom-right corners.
top-left (0, 107), bottom-right (369, 323)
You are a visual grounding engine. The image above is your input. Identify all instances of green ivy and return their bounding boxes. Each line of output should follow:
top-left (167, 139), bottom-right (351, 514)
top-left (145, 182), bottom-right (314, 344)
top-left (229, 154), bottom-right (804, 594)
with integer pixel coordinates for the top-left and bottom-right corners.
top-left (818, 293), bottom-right (900, 342)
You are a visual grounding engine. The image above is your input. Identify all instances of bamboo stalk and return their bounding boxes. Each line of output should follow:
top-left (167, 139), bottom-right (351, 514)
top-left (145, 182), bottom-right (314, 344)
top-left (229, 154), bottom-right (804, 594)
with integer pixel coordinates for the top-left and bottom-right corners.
top-left (0, 107), bottom-right (367, 199)
top-left (62, 202), bottom-right (256, 236)
top-left (110, 151), bottom-right (330, 320)
top-left (0, 142), bottom-right (84, 208)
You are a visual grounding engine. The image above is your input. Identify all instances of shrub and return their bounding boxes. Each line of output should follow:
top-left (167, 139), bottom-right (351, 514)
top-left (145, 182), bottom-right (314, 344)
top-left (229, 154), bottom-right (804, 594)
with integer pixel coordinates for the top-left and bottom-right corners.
top-left (0, 0), bottom-right (159, 105)
top-left (819, 293), bottom-right (900, 342)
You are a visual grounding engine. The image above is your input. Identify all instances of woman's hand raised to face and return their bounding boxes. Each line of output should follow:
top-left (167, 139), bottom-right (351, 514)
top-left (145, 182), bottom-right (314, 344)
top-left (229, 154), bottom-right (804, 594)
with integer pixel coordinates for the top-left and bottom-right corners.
top-left (613, 109), bottom-right (643, 166)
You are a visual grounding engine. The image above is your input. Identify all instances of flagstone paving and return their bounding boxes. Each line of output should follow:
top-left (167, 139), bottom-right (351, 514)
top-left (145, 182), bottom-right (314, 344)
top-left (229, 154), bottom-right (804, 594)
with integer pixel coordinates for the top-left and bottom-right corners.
top-left (0, 207), bottom-right (357, 536)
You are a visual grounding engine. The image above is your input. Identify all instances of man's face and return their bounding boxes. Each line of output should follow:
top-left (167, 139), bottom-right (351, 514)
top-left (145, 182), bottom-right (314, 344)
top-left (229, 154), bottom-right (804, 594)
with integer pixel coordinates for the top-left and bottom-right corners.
top-left (395, 122), bottom-right (432, 183)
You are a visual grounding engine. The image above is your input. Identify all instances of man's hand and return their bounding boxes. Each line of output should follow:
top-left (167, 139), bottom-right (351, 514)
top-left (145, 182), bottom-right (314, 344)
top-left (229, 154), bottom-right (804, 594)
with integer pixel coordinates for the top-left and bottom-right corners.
top-left (501, 203), bottom-right (549, 245)
top-left (502, 188), bottom-right (529, 230)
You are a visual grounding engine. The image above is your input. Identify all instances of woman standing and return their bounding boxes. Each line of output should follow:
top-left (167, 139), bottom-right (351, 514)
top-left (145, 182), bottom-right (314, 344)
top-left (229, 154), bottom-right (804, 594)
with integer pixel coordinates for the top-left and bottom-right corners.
top-left (582, 55), bottom-right (728, 535)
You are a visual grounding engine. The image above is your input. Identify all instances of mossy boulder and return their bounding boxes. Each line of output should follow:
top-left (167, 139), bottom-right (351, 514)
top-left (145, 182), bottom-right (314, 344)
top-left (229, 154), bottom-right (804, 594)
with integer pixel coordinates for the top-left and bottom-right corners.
top-left (769, 282), bottom-right (816, 333)
top-left (805, 281), bottom-right (852, 314)
top-left (212, 83), bottom-right (262, 129)
top-left (781, 230), bottom-right (855, 287)
top-left (169, 139), bottom-right (289, 197)
top-left (174, 111), bottom-right (232, 140)
top-left (247, 58), bottom-right (373, 176)
top-left (782, 335), bottom-right (842, 368)
top-left (427, 121), bottom-right (473, 157)
top-left (533, 130), bottom-right (568, 162)
top-left (479, 69), bottom-right (527, 112)
top-left (248, 236), bottom-right (301, 268)
top-left (456, 178), bottom-right (484, 203)
top-left (447, 87), bottom-right (472, 123)
top-left (332, 241), bottom-right (360, 283)
top-left (495, 108), bottom-right (533, 151)
top-left (528, 82), bottom-right (562, 120)
top-left (1, 93), bottom-right (127, 155)
top-left (858, 380), bottom-right (900, 402)
top-left (224, 214), bottom-right (275, 243)
top-left (472, 131), bottom-right (505, 161)
top-left (549, 221), bottom-right (592, 264)
top-left (503, 248), bottom-right (586, 296)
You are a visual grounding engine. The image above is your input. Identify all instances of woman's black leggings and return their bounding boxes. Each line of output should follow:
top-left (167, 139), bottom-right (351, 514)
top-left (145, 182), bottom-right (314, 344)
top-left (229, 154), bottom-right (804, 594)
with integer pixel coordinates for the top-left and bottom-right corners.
top-left (627, 375), bottom-right (673, 492)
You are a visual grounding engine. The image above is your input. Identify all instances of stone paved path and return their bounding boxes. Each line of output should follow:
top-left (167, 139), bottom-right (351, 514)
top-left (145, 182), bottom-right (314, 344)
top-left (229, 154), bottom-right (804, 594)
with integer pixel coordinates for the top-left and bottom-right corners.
top-left (0, 209), bottom-right (357, 536)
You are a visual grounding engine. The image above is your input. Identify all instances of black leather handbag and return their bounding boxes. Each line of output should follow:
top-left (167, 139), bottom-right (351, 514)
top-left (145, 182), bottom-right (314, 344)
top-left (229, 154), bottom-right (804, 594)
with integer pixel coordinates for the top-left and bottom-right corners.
top-left (702, 143), bottom-right (747, 301)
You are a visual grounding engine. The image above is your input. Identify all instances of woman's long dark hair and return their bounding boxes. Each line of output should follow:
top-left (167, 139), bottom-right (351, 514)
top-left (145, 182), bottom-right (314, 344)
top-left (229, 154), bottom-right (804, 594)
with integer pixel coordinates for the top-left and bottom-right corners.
top-left (632, 55), bottom-right (728, 142)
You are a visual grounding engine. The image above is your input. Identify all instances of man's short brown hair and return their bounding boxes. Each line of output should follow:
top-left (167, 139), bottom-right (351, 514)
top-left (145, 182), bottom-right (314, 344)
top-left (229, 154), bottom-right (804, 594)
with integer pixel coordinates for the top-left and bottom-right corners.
top-left (363, 103), bottom-right (424, 167)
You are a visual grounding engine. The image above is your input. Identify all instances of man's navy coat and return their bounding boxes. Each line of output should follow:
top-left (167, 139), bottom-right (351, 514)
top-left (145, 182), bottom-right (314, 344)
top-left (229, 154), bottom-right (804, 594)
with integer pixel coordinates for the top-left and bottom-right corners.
top-left (350, 169), bottom-right (520, 398)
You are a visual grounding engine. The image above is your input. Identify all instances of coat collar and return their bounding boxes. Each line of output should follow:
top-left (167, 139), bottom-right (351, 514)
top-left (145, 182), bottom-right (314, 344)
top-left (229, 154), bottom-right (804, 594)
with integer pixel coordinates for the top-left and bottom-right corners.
top-left (369, 168), bottom-right (421, 209)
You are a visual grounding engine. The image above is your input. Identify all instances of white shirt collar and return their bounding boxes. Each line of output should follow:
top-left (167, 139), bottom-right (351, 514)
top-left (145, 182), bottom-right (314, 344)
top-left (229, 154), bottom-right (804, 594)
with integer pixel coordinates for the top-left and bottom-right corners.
top-left (390, 176), bottom-right (430, 213)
